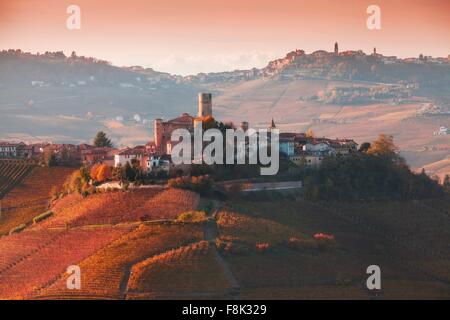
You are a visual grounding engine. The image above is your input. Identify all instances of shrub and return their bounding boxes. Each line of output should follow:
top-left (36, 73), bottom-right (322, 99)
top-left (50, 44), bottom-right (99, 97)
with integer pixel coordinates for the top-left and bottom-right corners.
top-left (287, 235), bottom-right (336, 252)
top-left (287, 237), bottom-right (318, 251)
top-left (9, 224), bottom-right (27, 235)
top-left (168, 175), bottom-right (213, 196)
top-left (49, 186), bottom-right (60, 201)
top-left (255, 242), bottom-right (271, 253)
top-left (313, 233), bottom-right (335, 241)
top-left (33, 211), bottom-right (53, 224)
top-left (215, 237), bottom-right (249, 255)
top-left (176, 211), bottom-right (207, 223)
top-left (314, 233), bottom-right (337, 251)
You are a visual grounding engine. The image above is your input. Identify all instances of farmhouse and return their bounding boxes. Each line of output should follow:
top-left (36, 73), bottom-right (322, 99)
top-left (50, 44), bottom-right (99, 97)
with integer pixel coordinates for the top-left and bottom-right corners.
top-left (0, 142), bottom-right (20, 158)
top-left (278, 132), bottom-right (359, 168)
top-left (114, 147), bottom-right (145, 167)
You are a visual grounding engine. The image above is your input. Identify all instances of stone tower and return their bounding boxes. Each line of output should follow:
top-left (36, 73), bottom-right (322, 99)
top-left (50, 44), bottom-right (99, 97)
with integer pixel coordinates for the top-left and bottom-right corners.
top-left (198, 93), bottom-right (212, 118)
top-left (154, 118), bottom-right (163, 151)
top-left (334, 42), bottom-right (339, 55)
top-left (240, 121), bottom-right (249, 132)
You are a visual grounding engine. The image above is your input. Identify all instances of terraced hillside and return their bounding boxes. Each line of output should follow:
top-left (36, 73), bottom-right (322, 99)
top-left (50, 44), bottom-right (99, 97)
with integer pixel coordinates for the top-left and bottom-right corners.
top-left (38, 224), bottom-right (204, 299)
top-left (127, 240), bottom-right (231, 300)
top-left (1, 184), bottom-right (449, 299)
top-left (0, 166), bottom-right (75, 235)
top-left (220, 198), bottom-right (450, 299)
top-left (0, 160), bottom-right (33, 199)
top-left (36, 188), bottom-right (199, 229)
top-left (0, 226), bottom-right (133, 299)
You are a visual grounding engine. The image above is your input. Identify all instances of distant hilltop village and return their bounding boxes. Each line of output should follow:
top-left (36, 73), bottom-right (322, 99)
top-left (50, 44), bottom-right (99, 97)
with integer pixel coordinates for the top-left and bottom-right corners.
top-left (261, 42), bottom-right (450, 83)
top-left (0, 92), bottom-right (358, 175)
top-left (1, 44), bottom-right (449, 88)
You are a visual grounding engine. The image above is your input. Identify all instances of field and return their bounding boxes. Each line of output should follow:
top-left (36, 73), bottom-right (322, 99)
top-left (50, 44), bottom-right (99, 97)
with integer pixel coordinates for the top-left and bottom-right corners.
top-left (0, 166), bottom-right (75, 235)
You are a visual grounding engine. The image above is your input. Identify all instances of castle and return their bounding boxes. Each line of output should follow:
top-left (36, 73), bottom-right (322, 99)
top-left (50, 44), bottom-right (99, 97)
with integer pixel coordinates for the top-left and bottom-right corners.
top-left (154, 93), bottom-right (213, 154)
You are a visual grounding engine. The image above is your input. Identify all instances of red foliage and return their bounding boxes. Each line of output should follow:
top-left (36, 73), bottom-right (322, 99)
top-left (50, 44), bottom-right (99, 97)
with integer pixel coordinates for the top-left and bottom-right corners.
top-left (313, 233), bottom-right (335, 241)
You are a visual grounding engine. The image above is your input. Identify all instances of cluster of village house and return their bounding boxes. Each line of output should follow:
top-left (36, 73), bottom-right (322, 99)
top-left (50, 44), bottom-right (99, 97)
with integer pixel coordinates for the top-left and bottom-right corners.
top-left (0, 93), bottom-right (358, 174)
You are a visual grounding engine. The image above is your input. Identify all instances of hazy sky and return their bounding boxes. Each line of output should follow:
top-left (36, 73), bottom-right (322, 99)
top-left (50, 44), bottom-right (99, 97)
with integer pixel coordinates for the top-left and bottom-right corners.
top-left (1, 0), bottom-right (449, 75)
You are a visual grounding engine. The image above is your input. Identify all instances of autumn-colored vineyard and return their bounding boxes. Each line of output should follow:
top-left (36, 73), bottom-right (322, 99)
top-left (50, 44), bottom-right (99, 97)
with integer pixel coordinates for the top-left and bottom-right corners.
top-left (217, 210), bottom-right (301, 245)
top-left (0, 160), bottom-right (33, 199)
top-left (0, 166), bottom-right (75, 235)
top-left (217, 198), bottom-right (450, 299)
top-left (127, 240), bottom-right (231, 299)
top-left (328, 200), bottom-right (450, 283)
top-left (0, 226), bottom-right (132, 299)
top-left (1, 163), bottom-right (449, 299)
top-left (38, 188), bottom-right (199, 228)
top-left (38, 224), bottom-right (204, 299)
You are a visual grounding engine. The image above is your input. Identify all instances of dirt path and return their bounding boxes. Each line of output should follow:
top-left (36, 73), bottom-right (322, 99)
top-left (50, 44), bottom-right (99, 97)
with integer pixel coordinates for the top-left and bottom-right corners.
top-left (204, 200), bottom-right (241, 300)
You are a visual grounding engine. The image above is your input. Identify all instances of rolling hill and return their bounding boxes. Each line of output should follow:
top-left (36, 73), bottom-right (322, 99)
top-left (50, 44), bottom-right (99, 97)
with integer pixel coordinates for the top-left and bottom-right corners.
top-left (0, 179), bottom-right (449, 299)
top-left (1, 48), bottom-right (450, 173)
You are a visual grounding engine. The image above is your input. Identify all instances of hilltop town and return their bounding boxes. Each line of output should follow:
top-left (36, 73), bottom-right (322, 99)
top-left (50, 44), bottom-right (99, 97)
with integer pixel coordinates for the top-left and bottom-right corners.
top-left (0, 92), bottom-right (359, 181)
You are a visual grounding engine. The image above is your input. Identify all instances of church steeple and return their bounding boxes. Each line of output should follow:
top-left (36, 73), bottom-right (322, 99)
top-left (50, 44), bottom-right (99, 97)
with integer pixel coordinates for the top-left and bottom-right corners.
top-left (269, 118), bottom-right (276, 130)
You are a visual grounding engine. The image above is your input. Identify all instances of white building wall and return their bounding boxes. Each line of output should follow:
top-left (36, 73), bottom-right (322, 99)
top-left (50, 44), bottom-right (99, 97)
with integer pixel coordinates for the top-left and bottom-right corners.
top-left (114, 154), bottom-right (142, 167)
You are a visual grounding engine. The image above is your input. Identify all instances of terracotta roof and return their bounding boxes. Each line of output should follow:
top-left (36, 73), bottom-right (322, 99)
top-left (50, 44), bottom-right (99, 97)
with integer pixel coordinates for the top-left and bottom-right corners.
top-left (117, 148), bottom-right (145, 156)
top-left (165, 113), bottom-right (194, 125)
top-left (0, 141), bottom-right (25, 147)
top-left (81, 147), bottom-right (114, 155)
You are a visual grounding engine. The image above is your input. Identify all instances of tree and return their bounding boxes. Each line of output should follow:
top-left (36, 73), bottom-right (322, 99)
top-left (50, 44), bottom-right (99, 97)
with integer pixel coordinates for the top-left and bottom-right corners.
top-left (90, 163), bottom-right (111, 183)
top-left (90, 164), bottom-right (101, 181)
top-left (359, 142), bottom-right (371, 153)
top-left (443, 175), bottom-right (450, 190)
top-left (367, 134), bottom-right (399, 159)
top-left (93, 131), bottom-right (113, 147)
top-left (112, 164), bottom-right (126, 183)
top-left (96, 164), bottom-right (111, 183)
top-left (124, 162), bottom-right (136, 182)
top-left (43, 149), bottom-right (57, 167)
top-left (201, 115), bottom-right (216, 130)
top-left (302, 153), bottom-right (444, 201)
top-left (306, 128), bottom-right (315, 138)
top-left (64, 166), bottom-right (91, 195)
